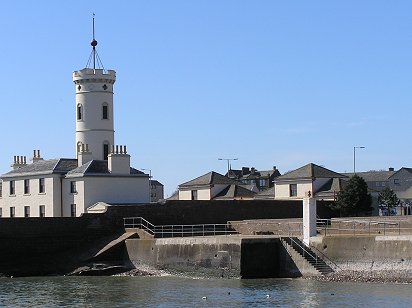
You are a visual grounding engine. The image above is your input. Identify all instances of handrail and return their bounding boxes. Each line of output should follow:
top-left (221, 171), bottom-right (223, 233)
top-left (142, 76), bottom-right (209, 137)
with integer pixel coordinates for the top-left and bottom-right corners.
top-left (309, 244), bottom-right (342, 271)
top-left (287, 237), bottom-right (319, 264)
top-left (124, 217), bottom-right (238, 238)
top-left (317, 218), bottom-right (404, 236)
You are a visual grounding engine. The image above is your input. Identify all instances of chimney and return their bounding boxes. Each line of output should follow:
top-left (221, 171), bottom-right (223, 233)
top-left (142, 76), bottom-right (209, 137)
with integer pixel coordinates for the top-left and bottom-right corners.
top-left (77, 143), bottom-right (93, 166)
top-left (389, 167), bottom-right (395, 172)
top-left (242, 167), bottom-right (250, 176)
top-left (108, 144), bottom-right (130, 174)
top-left (251, 167), bottom-right (256, 174)
top-left (11, 155), bottom-right (28, 170)
top-left (32, 149), bottom-right (44, 162)
top-left (273, 166), bottom-right (277, 170)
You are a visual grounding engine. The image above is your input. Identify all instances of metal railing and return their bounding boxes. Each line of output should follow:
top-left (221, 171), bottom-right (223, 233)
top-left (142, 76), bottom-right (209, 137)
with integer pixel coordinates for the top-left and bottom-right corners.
top-left (124, 217), bottom-right (155, 235)
top-left (316, 218), bottom-right (412, 236)
top-left (124, 217), bottom-right (238, 238)
top-left (308, 243), bottom-right (342, 271)
top-left (283, 237), bottom-right (319, 265)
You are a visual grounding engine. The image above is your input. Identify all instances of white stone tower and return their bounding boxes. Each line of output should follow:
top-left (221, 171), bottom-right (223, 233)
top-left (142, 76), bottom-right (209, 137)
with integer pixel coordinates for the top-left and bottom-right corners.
top-left (73, 17), bottom-right (116, 161)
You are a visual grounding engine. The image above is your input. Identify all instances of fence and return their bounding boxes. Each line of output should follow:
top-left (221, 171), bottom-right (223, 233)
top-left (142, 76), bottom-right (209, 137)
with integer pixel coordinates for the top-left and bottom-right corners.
top-left (124, 217), bottom-right (238, 238)
top-left (316, 218), bottom-right (412, 236)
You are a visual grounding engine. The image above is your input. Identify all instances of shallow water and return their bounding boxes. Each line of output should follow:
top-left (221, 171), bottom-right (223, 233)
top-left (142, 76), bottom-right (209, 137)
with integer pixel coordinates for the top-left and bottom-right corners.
top-left (0, 276), bottom-right (410, 307)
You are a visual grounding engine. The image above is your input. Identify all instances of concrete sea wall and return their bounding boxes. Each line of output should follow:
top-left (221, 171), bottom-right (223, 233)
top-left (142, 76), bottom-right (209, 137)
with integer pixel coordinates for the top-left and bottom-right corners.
top-left (310, 235), bottom-right (412, 271)
top-left (125, 236), bottom-right (302, 279)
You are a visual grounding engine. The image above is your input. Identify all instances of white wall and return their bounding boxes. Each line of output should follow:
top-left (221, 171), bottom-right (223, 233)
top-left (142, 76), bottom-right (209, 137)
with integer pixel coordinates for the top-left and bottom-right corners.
top-left (74, 68), bottom-right (116, 160)
top-left (275, 180), bottom-right (313, 200)
top-left (63, 175), bottom-right (149, 216)
top-left (178, 188), bottom-right (211, 200)
top-left (178, 190), bottom-right (192, 200)
top-left (0, 175), bottom-right (62, 217)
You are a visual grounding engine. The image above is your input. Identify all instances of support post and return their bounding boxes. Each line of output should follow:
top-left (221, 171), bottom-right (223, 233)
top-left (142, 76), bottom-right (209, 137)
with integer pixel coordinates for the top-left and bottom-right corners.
top-left (303, 196), bottom-right (317, 246)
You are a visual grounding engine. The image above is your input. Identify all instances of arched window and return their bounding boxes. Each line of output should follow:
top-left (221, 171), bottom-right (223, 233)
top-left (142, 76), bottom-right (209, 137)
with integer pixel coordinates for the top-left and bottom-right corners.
top-left (77, 142), bottom-right (82, 154)
top-left (103, 142), bottom-right (109, 160)
top-left (102, 103), bottom-right (109, 120)
top-left (77, 104), bottom-right (83, 121)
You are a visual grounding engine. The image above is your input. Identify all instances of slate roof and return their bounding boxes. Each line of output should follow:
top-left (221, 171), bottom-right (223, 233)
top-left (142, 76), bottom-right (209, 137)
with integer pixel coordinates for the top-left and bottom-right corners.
top-left (150, 180), bottom-right (163, 186)
top-left (275, 163), bottom-right (347, 181)
top-left (179, 171), bottom-right (239, 188)
top-left (254, 187), bottom-right (276, 199)
top-left (213, 184), bottom-right (256, 200)
top-left (1, 158), bottom-right (78, 178)
top-left (315, 178), bottom-right (348, 198)
top-left (343, 171), bottom-right (396, 182)
top-left (67, 160), bottom-right (145, 176)
top-left (227, 167), bottom-right (281, 179)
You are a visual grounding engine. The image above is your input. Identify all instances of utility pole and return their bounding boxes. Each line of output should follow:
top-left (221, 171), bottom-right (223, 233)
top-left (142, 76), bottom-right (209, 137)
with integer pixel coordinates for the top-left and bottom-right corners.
top-left (353, 146), bottom-right (365, 173)
top-left (218, 158), bottom-right (238, 175)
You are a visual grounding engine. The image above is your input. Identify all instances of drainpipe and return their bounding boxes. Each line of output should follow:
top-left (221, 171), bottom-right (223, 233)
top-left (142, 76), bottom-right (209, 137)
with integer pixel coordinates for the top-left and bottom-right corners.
top-left (60, 175), bottom-right (64, 217)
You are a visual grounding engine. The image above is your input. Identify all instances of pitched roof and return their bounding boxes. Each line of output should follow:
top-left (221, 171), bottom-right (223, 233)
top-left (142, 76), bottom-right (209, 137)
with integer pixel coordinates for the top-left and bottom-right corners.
top-left (1, 158), bottom-right (78, 178)
top-left (254, 187), bottom-right (276, 199)
top-left (343, 171), bottom-right (396, 182)
top-left (179, 171), bottom-right (239, 188)
top-left (213, 184), bottom-right (256, 199)
top-left (150, 180), bottom-right (163, 186)
top-left (275, 163), bottom-right (347, 181)
top-left (67, 160), bottom-right (145, 176)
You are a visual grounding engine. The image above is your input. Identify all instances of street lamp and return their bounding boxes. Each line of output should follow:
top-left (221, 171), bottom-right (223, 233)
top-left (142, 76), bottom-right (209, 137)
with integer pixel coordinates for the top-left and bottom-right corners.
top-left (353, 146), bottom-right (365, 173)
top-left (141, 168), bottom-right (152, 201)
top-left (218, 158), bottom-right (238, 175)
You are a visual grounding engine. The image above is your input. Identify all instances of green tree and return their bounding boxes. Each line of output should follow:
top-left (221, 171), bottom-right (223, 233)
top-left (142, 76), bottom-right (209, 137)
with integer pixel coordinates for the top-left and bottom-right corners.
top-left (330, 174), bottom-right (372, 217)
top-left (377, 186), bottom-right (400, 216)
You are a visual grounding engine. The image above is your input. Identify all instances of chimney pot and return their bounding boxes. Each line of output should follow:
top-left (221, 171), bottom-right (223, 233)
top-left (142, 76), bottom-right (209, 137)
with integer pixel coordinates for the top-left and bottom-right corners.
top-left (120, 145), bottom-right (123, 154)
top-left (37, 150), bottom-right (40, 158)
top-left (124, 145), bottom-right (127, 154)
top-left (116, 145), bottom-right (119, 154)
top-left (33, 150), bottom-right (36, 158)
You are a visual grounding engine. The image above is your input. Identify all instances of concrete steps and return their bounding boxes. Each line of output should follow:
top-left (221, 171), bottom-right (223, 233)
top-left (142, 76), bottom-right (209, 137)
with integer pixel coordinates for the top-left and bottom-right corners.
top-left (281, 237), bottom-right (333, 276)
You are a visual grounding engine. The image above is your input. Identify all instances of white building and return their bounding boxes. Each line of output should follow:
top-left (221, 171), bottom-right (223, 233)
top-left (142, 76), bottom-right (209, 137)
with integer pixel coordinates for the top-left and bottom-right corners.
top-left (273, 163), bottom-right (348, 201)
top-left (0, 32), bottom-right (150, 218)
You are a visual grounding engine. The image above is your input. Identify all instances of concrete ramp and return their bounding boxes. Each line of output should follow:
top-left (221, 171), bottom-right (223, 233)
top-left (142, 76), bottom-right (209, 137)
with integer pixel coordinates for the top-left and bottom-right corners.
top-left (93, 231), bottom-right (138, 259)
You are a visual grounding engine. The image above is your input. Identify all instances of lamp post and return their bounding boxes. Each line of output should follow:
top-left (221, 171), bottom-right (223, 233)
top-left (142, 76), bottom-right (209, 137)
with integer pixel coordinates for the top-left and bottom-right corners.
top-left (141, 168), bottom-right (152, 202)
top-left (353, 146), bottom-right (365, 174)
top-left (218, 158), bottom-right (238, 175)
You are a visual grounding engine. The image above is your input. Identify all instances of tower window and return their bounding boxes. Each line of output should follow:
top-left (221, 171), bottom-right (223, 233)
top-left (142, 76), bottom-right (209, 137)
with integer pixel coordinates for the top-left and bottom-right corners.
top-left (77, 104), bottom-right (83, 121)
top-left (102, 104), bottom-right (108, 119)
top-left (103, 143), bottom-right (109, 160)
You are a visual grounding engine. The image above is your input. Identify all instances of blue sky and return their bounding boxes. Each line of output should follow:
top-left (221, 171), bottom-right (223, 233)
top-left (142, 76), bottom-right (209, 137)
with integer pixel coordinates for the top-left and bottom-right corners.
top-left (0, 1), bottom-right (411, 197)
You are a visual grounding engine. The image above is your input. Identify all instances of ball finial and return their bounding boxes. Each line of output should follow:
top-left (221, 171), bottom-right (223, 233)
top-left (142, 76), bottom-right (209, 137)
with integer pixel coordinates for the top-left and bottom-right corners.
top-left (91, 39), bottom-right (98, 47)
